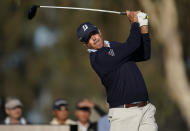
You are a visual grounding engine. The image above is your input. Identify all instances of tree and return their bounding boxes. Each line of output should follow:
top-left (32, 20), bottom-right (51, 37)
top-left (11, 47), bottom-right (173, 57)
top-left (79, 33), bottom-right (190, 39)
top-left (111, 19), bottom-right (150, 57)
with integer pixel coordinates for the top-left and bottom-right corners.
top-left (139, 0), bottom-right (190, 129)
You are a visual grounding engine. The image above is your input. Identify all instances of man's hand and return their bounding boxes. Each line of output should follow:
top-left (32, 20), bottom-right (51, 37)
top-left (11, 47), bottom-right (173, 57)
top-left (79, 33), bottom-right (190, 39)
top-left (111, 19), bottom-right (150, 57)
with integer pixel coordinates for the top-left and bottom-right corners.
top-left (126, 10), bottom-right (139, 23)
top-left (137, 12), bottom-right (149, 34)
top-left (77, 99), bottom-right (95, 108)
top-left (137, 12), bottom-right (148, 27)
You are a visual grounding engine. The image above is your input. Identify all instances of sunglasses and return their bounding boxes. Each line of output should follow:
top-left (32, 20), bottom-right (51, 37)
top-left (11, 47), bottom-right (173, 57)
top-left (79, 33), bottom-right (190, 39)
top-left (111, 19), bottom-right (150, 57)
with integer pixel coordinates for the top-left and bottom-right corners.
top-left (56, 106), bottom-right (68, 111)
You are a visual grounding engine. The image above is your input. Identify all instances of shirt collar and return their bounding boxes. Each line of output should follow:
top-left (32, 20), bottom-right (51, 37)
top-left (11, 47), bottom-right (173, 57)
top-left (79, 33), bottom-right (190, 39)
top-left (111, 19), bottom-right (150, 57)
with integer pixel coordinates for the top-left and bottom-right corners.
top-left (50, 118), bottom-right (76, 125)
top-left (77, 121), bottom-right (90, 131)
top-left (87, 40), bottom-right (110, 53)
top-left (4, 117), bottom-right (27, 125)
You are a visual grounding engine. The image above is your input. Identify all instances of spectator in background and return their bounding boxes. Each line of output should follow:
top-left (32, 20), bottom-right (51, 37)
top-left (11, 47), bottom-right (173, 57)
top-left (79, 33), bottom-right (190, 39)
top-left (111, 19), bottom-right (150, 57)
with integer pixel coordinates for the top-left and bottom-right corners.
top-left (1, 97), bottom-right (27, 124)
top-left (75, 99), bottom-right (106, 131)
top-left (50, 99), bottom-right (76, 125)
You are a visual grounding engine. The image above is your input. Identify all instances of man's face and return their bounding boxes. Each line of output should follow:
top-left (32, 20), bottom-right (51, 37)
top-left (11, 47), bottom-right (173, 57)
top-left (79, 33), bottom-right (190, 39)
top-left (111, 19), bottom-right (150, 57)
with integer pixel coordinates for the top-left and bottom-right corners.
top-left (54, 106), bottom-right (69, 121)
top-left (86, 30), bottom-right (104, 49)
top-left (75, 110), bottom-right (90, 124)
top-left (6, 106), bottom-right (22, 120)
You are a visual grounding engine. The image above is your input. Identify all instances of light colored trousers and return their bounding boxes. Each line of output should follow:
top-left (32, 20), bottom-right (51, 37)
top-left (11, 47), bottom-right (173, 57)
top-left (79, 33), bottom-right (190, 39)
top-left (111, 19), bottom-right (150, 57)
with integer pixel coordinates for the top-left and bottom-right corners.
top-left (108, 103), bottom-right (158, 131)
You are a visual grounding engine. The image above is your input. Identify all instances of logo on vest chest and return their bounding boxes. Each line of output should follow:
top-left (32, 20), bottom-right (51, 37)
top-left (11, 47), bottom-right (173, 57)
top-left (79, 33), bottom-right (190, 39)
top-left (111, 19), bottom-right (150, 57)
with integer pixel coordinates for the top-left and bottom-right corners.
top-left (107, 49), bottom-right (115, 56)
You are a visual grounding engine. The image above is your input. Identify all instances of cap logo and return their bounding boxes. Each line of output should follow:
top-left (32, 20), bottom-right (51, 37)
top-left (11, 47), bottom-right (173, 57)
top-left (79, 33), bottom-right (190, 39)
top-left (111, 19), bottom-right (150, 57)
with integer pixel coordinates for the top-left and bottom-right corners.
top-left (82, 24), bottom-right (88, 32)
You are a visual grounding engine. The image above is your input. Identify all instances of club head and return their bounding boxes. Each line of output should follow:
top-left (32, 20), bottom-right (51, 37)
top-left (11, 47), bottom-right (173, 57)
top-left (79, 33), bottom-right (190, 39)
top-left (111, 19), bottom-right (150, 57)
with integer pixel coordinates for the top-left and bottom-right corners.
top-left (28, 5), bottom-right (40, 20)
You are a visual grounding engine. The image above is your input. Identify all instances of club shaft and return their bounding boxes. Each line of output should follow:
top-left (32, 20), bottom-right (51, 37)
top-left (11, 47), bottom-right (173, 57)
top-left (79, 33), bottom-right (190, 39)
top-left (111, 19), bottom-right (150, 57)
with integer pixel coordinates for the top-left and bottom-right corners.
top-left (40, 6), bottom-right (122, 15)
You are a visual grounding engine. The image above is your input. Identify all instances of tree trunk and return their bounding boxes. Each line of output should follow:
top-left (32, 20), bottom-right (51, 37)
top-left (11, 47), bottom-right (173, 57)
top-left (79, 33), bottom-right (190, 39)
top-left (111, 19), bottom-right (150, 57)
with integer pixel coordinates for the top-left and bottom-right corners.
top-left (139, 0), bottom-right (190, 129)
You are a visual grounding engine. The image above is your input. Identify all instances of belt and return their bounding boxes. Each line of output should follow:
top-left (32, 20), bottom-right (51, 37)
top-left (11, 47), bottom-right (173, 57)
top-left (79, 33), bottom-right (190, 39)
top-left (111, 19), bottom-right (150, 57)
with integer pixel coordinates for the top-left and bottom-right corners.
top-left (116, 101), bottom-right (149, 108)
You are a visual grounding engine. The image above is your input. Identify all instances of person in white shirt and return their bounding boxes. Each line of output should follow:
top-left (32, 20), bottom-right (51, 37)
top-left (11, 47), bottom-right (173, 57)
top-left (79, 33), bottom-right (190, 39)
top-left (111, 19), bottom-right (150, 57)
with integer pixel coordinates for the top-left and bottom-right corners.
top-left (2, 97), bottom-right (27, 125)
top-left (50, 99), bottom-right (76, 125)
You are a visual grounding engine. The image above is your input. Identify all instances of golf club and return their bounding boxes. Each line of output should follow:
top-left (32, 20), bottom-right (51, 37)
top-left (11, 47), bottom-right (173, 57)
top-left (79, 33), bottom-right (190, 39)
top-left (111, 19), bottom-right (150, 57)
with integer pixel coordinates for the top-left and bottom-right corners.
top-left (28, 5), bottom-right (127, 20)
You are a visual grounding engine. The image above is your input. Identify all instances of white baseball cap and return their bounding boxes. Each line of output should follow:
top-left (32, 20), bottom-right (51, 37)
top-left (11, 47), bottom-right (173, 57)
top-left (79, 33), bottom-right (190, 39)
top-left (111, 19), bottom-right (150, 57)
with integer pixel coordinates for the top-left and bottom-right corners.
top-left (5, 97), bottom-right (23, 109)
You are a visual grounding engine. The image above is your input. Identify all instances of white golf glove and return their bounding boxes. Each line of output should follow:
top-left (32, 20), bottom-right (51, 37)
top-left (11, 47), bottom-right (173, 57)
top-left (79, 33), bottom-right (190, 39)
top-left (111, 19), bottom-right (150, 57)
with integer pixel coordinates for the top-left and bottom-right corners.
top-left (137, 12), bottom-right (149, 27)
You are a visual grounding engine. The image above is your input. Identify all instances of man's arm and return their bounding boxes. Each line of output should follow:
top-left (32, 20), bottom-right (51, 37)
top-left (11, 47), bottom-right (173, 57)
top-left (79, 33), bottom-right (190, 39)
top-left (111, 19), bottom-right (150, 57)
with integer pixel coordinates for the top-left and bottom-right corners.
top-left (78, 99), bottom-right (106, 117)
top-left (129, 12), bottom-right (151, 62)
top-left (130, 25), bottom-right (151, 62)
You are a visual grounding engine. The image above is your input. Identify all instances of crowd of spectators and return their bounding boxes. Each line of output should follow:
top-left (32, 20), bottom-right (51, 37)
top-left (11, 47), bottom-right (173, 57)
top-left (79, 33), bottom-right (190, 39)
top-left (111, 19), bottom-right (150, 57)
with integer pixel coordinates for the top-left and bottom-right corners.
top-left (0, 97), bottom-right (110, 131)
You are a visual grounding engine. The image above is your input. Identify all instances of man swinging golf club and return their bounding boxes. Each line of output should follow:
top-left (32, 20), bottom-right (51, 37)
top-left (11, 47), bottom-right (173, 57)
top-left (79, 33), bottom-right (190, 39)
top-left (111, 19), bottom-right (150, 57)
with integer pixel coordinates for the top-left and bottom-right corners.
top-left (77, 10), bottom-right (158, 131)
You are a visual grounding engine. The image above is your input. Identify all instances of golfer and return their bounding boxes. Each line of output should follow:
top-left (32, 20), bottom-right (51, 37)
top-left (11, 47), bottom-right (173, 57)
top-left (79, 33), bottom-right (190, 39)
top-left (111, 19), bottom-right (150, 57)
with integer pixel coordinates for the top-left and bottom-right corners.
top-left (77, 10), bottom-right (158, 131)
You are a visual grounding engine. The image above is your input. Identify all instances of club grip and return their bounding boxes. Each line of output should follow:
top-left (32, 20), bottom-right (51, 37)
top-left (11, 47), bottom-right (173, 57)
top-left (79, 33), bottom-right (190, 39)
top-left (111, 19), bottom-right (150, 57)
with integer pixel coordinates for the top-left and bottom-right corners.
top-left (120, 12), bottom-right (126, 15)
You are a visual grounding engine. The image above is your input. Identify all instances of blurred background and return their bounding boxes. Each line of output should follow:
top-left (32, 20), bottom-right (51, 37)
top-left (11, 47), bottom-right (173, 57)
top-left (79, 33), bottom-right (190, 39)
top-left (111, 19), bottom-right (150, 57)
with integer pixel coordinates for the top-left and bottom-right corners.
top-left (0, 0), bottom-right (190, 130)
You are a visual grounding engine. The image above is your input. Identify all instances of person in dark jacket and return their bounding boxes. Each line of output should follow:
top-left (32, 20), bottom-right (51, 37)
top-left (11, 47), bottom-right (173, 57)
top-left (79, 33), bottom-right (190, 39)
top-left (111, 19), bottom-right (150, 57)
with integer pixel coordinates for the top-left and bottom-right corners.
top-left (76, 10), bottom-right (158, 131)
